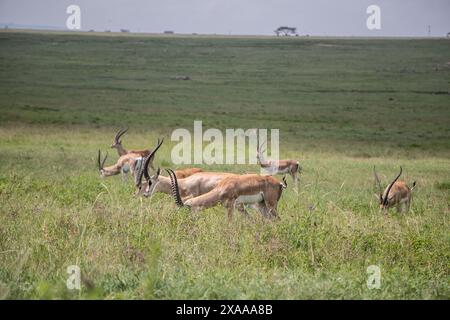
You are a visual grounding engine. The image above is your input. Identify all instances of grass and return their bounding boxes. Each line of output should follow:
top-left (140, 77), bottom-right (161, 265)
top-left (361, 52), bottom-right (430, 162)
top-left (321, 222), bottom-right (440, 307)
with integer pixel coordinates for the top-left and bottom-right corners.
top-left (0, 30), bottom-right (449, 299)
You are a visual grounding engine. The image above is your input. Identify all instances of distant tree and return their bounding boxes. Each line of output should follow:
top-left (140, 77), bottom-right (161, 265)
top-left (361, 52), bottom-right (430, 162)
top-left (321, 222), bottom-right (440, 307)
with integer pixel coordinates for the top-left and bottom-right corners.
top-left (447, 32), bottom-right (450, 38)
top-left (275, 26), bottom-right (298, 36)
top-left (120, 29), bottom-right (130, 33)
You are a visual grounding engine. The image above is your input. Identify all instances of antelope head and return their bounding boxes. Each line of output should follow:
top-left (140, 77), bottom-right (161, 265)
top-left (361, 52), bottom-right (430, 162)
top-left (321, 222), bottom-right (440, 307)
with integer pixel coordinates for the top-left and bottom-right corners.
top-left (111, 128), bottom-right (128, 151)
top-left (374, 166), bottom-right (403, 211)
top-left (137, 167), bottom-right (161, 197)
top-left (97, 150), bottom-right (108, 176)
top-left (135, 138), bottom-right (164, 196)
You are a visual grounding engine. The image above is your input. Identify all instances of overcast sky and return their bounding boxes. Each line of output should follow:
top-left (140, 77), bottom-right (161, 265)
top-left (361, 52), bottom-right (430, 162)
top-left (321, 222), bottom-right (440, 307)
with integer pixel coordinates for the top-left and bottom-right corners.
top-left (1, 0), bottom-right (449, 36)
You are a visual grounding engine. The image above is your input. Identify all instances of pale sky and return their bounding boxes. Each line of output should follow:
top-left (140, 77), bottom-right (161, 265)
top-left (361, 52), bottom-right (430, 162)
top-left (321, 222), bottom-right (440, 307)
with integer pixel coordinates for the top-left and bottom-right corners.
top-left (1, 0), bottom-right (449, 36)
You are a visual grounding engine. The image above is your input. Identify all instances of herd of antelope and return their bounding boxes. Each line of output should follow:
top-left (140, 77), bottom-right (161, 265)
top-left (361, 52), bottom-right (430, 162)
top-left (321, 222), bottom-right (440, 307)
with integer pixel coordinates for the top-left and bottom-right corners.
top-left (97, 128), bottom-right (417, 220)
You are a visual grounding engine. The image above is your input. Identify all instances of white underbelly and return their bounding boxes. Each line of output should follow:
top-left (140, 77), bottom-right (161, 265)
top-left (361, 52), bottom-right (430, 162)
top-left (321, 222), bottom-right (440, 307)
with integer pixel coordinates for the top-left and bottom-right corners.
top-left (235, 193), bottom-right (263, 204)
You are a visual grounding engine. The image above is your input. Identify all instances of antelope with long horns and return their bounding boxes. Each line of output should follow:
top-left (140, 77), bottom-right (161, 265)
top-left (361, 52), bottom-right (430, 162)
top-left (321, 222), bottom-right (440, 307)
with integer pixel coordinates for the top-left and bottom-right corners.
top-left (168, 170), bottom-right (287, 221)
top-left (97, 150), bottom-right (141, 179)
top-left (374, 166), bottom-right (416, 213)
top-left (134, 143), bottom-right (231, 199)
top-left (98, 138), bottom-right (164, 182)
top-left (111, 128), bottom-right (156, 172)
top-left (256, 141), bottom-right (301, 188)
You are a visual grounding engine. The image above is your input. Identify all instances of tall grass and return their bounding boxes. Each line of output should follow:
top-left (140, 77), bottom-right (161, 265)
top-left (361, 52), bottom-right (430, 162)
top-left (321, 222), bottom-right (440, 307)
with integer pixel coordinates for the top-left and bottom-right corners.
top-left (0, 126), bottom-right (448, 299)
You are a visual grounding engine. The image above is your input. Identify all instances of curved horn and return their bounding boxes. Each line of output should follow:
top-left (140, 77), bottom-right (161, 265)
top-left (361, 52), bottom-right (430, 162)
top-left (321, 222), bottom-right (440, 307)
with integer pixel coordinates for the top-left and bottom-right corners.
top-left (383, 166), bottom-right (403, 205)
top-left (154, 168), bottom-right (161, 180)
top-left (166, 168), bottom-right (184, 207)
top-left (114, 127), bottom-right (129, 143)
top-left (136, 138), bottom-right (164, 187)
top-left (165, 168), bottom-right (175, 202)
top-left (165, 168), bottom-right (174, 186)
top-left (97, 150), bottom-right (101, 172)
top-left (282, 175), bottom-right (287, 188)
top-left (102, 152), bottom-right (108, 168)
top-left (147, 137), bottom-right (164, 168)
top-left (97, 150), bottom-right (108, 172)
top-left (373, 166), bottom-right (382, 198)
top-left (259, 140), bottom-right (267, 153)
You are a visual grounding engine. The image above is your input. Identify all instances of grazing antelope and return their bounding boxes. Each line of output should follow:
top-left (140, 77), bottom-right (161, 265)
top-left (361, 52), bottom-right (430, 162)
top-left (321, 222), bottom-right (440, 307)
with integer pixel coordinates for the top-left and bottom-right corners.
top-left (136, 168), bottom-right (236, 199)
top-left (98, 138), bottom-right (164, 182)
top-left (97, 138), bottom-right (169, 182)
top-left (97, 150), bottom-right (142, 179)
top-left (374, 166), bottom-right (416, 213)
top-left (168, 170), bottom-right (287, 221)
top-left (134, 142), bottom-right (232, 198)
top-left (257, 141), bottom-right (301, 188)
top-left (111, 128), bottom-right (156, 171)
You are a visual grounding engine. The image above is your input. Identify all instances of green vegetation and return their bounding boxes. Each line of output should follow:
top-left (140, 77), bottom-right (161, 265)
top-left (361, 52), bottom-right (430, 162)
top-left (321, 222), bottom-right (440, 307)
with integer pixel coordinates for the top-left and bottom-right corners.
top-left (0, 30), bottom-right (449, 299)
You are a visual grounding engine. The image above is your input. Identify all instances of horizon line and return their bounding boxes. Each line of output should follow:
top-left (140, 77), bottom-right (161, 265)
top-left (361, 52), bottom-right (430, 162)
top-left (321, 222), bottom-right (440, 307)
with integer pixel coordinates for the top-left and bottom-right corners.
top-left (1, 27), bottom-right (449, 39)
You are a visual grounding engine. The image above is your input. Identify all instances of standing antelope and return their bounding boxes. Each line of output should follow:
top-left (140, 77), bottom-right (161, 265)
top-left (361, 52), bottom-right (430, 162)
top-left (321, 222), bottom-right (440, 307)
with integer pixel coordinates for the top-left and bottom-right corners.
top-left (168, 170), bottom-right (287, 221)
top-left (257, 141), bottom-right (301, 188)
top-left (111, 128), bottom-right (150, 157)
top-left (374, 166), bottom-right (416, 213)
top-left (110, 128), bottom-right (156, 172)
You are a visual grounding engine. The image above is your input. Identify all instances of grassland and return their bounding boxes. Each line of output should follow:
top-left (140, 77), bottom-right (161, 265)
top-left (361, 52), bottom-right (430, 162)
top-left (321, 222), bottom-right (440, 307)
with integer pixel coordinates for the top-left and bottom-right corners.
top-left (0, 30), bottom-right (449, 299)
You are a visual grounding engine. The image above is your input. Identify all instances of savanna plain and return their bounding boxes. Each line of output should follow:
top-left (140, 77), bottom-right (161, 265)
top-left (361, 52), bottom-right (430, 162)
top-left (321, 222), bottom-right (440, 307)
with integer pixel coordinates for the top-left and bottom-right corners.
top-left (0, 30), bottom-right (449, 299)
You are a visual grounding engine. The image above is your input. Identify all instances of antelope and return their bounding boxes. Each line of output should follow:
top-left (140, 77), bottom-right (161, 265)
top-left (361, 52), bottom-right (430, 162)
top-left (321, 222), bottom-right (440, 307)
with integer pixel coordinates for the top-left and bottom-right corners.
top-left (99, 139), bottom-right (203, 186)
top-left (256, 141), bottom-right (301, 188)
top-left (374, 166), bottom-right (416, 213)
top-left (97, 150), bottom-right (142, 180)
top-left (111, 128), bottom-right (151, 157)
top-left (168, 170), bottom-right (287, 221)
top-left (98, 138), bottom-right (164, 182)
top-left (136, 168), bottom-right (235, 199)
top-left (134, 141), bottom-right (233, 199)
top-left (111, 128), bottom-right (155, 171)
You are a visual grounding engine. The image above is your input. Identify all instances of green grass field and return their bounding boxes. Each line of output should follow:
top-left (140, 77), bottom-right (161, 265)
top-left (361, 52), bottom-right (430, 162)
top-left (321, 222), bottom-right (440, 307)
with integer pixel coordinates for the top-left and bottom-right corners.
top-left (0, 30), bottom-right (449, 299)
